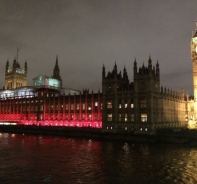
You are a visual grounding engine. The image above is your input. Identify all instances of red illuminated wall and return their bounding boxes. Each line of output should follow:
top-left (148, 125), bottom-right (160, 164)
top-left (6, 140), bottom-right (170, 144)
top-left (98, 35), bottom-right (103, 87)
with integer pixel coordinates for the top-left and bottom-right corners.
top-left (0, 90), bottom-right (102, 128)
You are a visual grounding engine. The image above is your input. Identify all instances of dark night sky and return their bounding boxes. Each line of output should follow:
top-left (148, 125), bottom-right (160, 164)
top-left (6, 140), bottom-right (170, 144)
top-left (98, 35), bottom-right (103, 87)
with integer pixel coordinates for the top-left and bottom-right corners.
top-left (0, 0), bottom-right (197, 94)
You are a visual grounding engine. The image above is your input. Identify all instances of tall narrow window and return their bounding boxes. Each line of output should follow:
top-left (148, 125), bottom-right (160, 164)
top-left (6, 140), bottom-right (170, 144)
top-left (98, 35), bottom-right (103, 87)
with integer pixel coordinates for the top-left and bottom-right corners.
top-left (88, 114), bottom-right (91, 120)
top-left (107, 101), bottom-right (112, 109)
top-left (141, 114), bottom-right (147, 122)
top-left (118, 114), bottom-right (122, 121)
top-left (119, 100), bottom-right (121, 109)
top-left (107, 113), bottom-right (112, 121)
top-left (125, 114), bottom-right (128, 122)
top-left (131, 99), bottom-right (134, 108)
top-left (71, 104), bottom-right (74, 110)
top-left (131, 114), bottom-right (134, 122)
top-left (140, 98), bottom-right (146, 108)
top-left (124, 100), bottom-right (127, 108)
top-left (82, 103), bottom-right (85, 110)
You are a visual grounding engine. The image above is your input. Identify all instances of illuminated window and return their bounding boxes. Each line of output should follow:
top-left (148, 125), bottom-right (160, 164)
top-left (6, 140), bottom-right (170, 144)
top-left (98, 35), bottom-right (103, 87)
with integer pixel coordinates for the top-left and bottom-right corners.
top-left (119, 114), bottom-right (122, 121)
top-left (125, 114), bottom-right (128, 122)
top-left (95, 102), bottom-right (98, 106)
top-left (82, 103), bottom-right (85, 110)
top-left (107, 101), bottom-right (112, 109)
top-left (185, 114), bottom-right (188, 121)
top-left (124, 100), bottom-right (127, 108)
top-left (119, 100), bottom-right (121, 109)
top-left (66, 104), bottom-right (68, 110)
top-left (71, 104), bottom-right (74, 110)
top-left (76, 104), bottom-right (79, 110)
top-left (88, 114), bottom-right (91, 120)
top-left (88, 106), bottom-right (91, 110)
top-left (131, 114), bottom-right (134, 122)
top-left (141, 114), bottom-right (147, 122)
top-left (107, 113), bottom-right (112, 121)
top-left (140, 98), bottom-right (146, 108)
top-left (131, 100), bottom-right (134, 108)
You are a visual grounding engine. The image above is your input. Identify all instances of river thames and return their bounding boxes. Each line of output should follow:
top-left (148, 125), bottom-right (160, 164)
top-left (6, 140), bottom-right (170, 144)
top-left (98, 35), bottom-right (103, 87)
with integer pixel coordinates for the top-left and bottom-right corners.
top-left (0, 132), bottom-right (197, 184)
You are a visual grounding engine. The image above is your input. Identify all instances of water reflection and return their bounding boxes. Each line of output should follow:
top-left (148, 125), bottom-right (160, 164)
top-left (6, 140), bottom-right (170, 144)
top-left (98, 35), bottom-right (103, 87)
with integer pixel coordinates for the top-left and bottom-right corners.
top-left (1, 133), bottom-right (197, 183)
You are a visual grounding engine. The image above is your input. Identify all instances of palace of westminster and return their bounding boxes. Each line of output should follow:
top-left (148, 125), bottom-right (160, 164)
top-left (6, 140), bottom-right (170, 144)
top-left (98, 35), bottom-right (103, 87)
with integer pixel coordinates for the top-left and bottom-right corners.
top-left (0, 21), bottom-right (197, 133)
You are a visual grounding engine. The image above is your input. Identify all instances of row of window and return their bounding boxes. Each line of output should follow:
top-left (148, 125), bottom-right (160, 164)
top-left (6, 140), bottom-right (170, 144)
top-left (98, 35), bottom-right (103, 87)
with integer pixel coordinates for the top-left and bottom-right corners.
top-left (0, 101), bottom-right (101, 111)
top-left (107, 99), bottom-right (147, 109)
top-left (0, 113), bottom-right (101, 121)
top-left (107, 113), bottom-right (147, 122)
top-left (106, 126), bottom-right (149, 131)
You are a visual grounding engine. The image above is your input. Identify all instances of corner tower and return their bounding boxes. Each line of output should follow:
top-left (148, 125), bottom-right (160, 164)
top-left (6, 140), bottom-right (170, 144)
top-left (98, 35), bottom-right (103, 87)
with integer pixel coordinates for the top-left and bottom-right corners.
top-left (4, 58), bottom-right (27, 89)
top-left (191, 21), bottom-right (197, 101)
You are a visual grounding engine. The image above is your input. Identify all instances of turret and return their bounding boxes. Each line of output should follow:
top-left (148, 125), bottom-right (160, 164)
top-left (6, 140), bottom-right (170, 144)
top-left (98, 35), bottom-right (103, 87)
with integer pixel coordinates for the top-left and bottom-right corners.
top-left (134, 58), bottom-right (137, 77)
top-left (156, 60), bottom-right (160, 77)
top-left (102, 64), bottom-right (105, 79)
top-left (148, 56), bottom-right (152, 69)
top-left (24, 61), bottom-right (27, 74)
top-left (113, 62), bottom-right (117, 75)
top-left (6, 60), bottom-right (9, 74)
top-left (123, 66), bottom-right (128, 82)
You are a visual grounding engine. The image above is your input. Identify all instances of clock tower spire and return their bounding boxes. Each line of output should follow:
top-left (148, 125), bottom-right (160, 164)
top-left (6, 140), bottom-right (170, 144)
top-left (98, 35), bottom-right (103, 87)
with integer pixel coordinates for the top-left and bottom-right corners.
top-left (191, 20), bottom-right (197, 102)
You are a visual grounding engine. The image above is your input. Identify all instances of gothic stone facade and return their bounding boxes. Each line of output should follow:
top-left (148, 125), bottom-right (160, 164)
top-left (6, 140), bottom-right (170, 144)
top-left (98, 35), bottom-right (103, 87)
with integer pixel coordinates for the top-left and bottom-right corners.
top-left (1, 21), bottom-right (197, 132)
top-left (4, 59), bottom-right (27, 89)
top-left (102, 58), bottom-right (187, 133)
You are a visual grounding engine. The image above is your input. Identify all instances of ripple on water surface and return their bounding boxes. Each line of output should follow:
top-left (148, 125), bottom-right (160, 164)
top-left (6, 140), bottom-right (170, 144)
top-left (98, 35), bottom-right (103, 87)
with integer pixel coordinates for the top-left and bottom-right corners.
top-left (1, 133), bottom-right (197, 184)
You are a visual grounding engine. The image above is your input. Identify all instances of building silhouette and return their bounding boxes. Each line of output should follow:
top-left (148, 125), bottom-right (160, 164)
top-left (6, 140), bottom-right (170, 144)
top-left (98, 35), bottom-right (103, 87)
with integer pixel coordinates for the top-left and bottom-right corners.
top-left (0, 21), bottom-right (197, 133)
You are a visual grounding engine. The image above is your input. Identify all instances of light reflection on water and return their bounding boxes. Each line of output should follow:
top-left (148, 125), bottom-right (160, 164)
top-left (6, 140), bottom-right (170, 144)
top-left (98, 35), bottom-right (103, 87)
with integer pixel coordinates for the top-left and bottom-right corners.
top-left (0, 133), bottom-right (197, 184)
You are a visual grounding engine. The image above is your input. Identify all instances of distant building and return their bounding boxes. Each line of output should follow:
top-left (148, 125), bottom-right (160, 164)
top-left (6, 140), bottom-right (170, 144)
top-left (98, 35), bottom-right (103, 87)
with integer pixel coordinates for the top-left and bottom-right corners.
top-left (0, 21), bottom-right (197, 133)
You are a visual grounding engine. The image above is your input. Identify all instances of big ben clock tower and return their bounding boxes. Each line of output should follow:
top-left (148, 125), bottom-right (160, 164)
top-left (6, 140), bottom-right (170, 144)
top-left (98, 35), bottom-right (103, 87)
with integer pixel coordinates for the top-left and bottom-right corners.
top-left (192, 21), bottom-right (197, 102)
